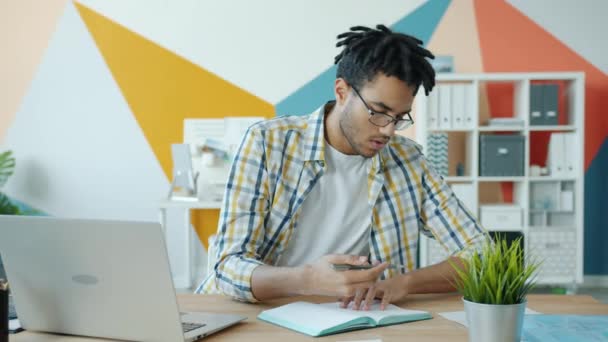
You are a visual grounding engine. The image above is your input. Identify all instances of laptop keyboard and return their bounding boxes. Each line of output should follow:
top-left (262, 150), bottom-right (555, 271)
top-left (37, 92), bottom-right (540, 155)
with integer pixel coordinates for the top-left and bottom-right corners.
top-left (182, 322), bottom-right (206, 333)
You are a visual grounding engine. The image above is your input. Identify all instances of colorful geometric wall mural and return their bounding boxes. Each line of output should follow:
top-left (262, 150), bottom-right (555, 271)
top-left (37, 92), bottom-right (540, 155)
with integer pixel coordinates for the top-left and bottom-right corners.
top-left (1, 0), bottom-right (606, 275)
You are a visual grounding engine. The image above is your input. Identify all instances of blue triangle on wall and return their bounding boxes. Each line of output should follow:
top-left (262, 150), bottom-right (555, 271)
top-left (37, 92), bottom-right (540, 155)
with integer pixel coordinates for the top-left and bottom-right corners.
top-left (584, 137), bottom-right (608, 275)
top-left (274, 0), bottom-right (452, 116)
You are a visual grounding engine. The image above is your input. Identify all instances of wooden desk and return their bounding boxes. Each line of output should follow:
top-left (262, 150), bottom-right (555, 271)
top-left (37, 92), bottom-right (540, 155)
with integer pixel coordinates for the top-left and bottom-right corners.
top-left (12, 294), bottom-right (608, 341)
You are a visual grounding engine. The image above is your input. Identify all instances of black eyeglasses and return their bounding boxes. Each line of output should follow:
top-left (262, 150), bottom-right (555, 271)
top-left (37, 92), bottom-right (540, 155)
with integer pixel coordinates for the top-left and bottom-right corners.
top-left (352, 87), bottom-right (414, 131)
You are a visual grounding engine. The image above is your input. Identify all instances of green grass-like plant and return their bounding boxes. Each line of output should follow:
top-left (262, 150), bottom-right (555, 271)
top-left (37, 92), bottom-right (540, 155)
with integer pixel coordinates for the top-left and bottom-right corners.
top-left (0, 150), bottom-right (15, 188)
top-left (0, 150), bottom-right (20, 215)
top-left (450, 236), bottom-right (541, 305)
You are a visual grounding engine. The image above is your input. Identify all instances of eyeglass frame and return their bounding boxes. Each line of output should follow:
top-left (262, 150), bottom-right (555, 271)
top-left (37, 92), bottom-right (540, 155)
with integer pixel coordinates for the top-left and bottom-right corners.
top-left (351, 86), bottom-right (414, 130)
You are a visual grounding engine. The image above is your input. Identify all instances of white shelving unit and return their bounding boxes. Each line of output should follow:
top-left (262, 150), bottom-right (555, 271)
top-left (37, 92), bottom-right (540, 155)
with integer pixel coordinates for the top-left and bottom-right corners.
top-left (159, 199), bottom-right (221, 289)
top-left (415, 72), bottom-right (585, 286)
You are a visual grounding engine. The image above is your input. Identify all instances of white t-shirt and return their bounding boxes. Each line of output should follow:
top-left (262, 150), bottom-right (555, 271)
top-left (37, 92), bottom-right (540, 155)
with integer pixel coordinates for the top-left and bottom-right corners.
top-left (277, 141), bottom-right (373, 267)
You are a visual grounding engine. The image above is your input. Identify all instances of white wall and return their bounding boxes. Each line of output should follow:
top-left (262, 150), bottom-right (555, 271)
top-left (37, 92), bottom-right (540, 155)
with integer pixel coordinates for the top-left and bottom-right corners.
top-left (78, 0), bottom-right (426, 103)
top-left (3, 2), bottom-right (167, 221)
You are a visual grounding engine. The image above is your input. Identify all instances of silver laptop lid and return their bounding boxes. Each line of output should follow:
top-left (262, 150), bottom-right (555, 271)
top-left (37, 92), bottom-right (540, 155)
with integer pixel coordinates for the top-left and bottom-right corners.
top-left (0, 215), bottom-right (185, 341)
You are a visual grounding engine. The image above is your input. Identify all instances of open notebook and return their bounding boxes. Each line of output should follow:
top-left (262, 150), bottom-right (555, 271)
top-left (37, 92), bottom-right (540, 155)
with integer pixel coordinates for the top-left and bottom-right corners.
top-left (258, 301), bottom-right (432, 337)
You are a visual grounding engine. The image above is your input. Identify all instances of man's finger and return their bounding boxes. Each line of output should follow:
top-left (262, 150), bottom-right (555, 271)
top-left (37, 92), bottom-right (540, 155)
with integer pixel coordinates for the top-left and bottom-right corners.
top-left (354, 288), bottom-right (368, 311)
top-left (363, 285), bottom-right (376, 310)
top-left (343, 262), bottom-right (388, 283)
top-left (326, 254), bottom-right (368, 266)
top-left (380, 290), bottom-right (391, 310)
top-left (348, 281), bottom-right (377, 292)
top-left (340, 296), bottom-right (353, 309)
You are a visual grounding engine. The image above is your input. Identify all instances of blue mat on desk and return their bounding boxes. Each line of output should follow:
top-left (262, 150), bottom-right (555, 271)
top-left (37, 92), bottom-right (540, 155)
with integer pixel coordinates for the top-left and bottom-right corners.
top-left (522, 315), bottom-right (608, 342)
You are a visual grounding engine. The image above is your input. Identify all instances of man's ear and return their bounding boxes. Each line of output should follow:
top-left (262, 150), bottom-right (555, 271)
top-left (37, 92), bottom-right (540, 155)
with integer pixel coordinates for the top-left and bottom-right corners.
top-left (334, 78), bottom-right (350, 105)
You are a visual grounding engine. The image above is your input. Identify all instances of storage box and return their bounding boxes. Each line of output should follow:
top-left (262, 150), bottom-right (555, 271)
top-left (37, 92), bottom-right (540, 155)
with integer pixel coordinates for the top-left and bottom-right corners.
top-left (480, 205), bottom-right (523, 231)
top-left (529, 227), bottom-right (576, 280)
top-left (479, 135), bottom-right (525, 176)
top-left (559, 190), bottom-right (574, 212)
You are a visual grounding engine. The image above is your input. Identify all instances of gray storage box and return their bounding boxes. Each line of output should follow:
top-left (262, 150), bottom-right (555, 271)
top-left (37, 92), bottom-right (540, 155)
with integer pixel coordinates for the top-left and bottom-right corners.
top-left (479, 135), bottom-right (525, 176)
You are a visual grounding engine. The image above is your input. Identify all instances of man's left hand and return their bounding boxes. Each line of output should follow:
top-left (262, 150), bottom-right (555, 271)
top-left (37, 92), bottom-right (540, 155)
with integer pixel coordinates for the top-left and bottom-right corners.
top-left (340, 274), bottom-right (409, 311)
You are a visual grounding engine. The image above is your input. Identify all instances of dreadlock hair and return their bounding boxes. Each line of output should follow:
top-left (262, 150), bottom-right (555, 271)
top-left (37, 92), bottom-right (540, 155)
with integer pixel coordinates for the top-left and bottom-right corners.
top-left (334, 24), bottom-right (435, 96)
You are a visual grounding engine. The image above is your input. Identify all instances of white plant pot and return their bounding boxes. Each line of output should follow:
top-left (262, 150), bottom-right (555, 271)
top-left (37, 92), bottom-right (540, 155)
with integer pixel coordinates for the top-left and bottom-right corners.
top-left (463, 298), bottom-right (526, 342)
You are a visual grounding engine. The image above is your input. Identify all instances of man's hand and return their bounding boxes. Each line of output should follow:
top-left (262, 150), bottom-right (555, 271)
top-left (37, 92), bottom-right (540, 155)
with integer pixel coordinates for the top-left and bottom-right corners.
top-left (302, 254), bottom-right (388, 297)
top-left (340, 274), bottom-right (409, 311)
top-left (339, 256), bottom-right (466, 310)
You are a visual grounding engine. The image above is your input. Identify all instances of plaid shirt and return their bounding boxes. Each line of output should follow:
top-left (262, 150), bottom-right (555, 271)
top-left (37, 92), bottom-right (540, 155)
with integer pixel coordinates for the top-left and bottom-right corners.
top-left (196, 103), bottom-right (487, 302)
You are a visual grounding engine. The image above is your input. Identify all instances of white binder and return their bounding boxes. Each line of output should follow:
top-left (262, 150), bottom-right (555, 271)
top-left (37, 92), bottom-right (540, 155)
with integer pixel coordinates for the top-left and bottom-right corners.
top-left (438, 84), bottom-right (452, 129)
top-left (451, 84), bottom-right (465, 129)
top-left (546, 133), bottom-right (566, 177)
top-left (563, 132), bottom-right (576, 177)
top-left (463, 84), bottom-right (474, 128)
top-left (427, 90), bottom-right (439, 129)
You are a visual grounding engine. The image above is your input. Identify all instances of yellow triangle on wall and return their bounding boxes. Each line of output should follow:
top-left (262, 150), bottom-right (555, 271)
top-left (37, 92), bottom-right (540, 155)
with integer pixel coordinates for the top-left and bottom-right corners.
top-left (75, 2), bottom-right (274, 246)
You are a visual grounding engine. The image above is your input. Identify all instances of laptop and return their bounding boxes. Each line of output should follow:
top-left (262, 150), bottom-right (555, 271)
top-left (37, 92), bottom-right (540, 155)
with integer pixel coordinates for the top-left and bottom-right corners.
top-left (0, 215), bottom-right (246, 341)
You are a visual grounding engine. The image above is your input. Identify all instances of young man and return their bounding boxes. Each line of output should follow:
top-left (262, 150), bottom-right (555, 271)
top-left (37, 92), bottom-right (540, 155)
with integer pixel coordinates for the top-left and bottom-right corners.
top-left (197, 25), bottom-right (487, 310)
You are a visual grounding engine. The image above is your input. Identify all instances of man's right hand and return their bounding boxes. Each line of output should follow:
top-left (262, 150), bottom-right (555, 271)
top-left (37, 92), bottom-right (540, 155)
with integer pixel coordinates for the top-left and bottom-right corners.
top-left (300, 254), bottom-right (388, 297)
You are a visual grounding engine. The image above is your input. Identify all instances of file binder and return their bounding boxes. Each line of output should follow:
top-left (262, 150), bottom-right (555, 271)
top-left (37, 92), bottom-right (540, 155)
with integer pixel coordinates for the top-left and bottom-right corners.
top-left (563, 132), bottom-right (576, 177)
top-left (428, 90), bottom-right (439, 129)
top-left (451, 84), bottom-right (465, 129)
top-left (438, 84), bottom-right (452, 129)
top-left (530, 84), bottom-right (544, 125)
top-left (546, 133), bottom-right (566, 176)
top-left (543, 84), bottom-right (559, 125)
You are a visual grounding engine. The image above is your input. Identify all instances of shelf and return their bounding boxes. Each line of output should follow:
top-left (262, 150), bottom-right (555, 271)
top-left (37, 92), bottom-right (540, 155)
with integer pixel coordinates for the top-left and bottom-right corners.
top-left (528, 177), bottom-right (576, 182)
top-left (529, 209), bottom-right (575, 214)
top-left (479, 126), bottom-right (524, 132)
top-left (528, 125), bottom-right (576, 132)
top-left (536, 276), bottom-right (577, 285)
top-left (528, 225), bottom-right (576, 230)
top-left (429, 128), bottom-right (474, 133)
top-left (418, 72), bottom-right (584, 285)
top-left (436, 72), bottom-right (583, 82)
top-left (488, 227), bottom-right (524, 232)
top-left (444, 176), bottom-right (473, 182)
top-left (478, 176), bottom-right (525, 182)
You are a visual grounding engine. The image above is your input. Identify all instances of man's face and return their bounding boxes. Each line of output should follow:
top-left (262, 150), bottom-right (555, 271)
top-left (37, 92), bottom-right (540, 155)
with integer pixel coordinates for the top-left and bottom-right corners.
top-left (338, 74), bottom-right (416, 158)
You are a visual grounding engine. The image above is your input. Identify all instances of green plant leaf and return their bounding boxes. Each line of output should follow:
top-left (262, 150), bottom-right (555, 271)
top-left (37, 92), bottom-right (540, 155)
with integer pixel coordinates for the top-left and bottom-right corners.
top-left (0, 151), bottom-right (16, 188)
top-left (0, 192), bottom-right (20, 215)
top-left (450, 235), bottom-right (543, 305)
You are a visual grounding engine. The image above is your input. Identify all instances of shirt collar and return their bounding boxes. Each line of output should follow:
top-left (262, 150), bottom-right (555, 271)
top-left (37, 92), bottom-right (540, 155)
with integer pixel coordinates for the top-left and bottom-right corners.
top-left (303, 102), bottom-right (329, 162)
top-left (304, 101), bottom-right (387, 173)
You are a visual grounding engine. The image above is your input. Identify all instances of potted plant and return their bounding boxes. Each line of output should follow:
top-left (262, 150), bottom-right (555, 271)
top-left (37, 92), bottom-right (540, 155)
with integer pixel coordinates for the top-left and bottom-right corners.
top-left (451, 235), bottom-right (541, 342)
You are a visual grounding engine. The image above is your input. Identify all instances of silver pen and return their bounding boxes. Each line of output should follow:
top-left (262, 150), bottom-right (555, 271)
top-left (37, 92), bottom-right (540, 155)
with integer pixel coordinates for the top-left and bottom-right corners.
top-left (331, 263), bottom-right (408, 271)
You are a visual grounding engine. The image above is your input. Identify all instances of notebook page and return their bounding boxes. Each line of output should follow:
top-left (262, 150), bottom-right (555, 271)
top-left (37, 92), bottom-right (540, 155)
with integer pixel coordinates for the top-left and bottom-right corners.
top-left (318, 301), bottom-right (429, 323)
top-left (260, 301), bottom-right (364, 333)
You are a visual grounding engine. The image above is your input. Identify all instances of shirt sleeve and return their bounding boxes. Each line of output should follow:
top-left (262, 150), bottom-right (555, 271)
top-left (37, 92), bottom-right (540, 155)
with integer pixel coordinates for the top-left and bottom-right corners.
top-left (419, 155), bottom-right (489, 260)
top-left (211, 126), bottom-right (269, 302)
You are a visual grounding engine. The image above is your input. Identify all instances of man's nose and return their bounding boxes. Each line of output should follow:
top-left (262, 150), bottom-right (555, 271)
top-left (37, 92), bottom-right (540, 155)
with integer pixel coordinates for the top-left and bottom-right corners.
top-left (379, 122), bottom-right (396, 136)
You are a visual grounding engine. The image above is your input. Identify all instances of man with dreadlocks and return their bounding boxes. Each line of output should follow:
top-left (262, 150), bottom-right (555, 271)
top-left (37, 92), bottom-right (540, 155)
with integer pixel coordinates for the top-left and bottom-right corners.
top-left (197, 25), bottom-right (487, 310)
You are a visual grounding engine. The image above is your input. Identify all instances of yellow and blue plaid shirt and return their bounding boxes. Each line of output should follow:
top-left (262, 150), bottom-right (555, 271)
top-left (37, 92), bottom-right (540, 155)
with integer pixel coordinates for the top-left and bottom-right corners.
top-left (196, 103), bottom-right (487, 302)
